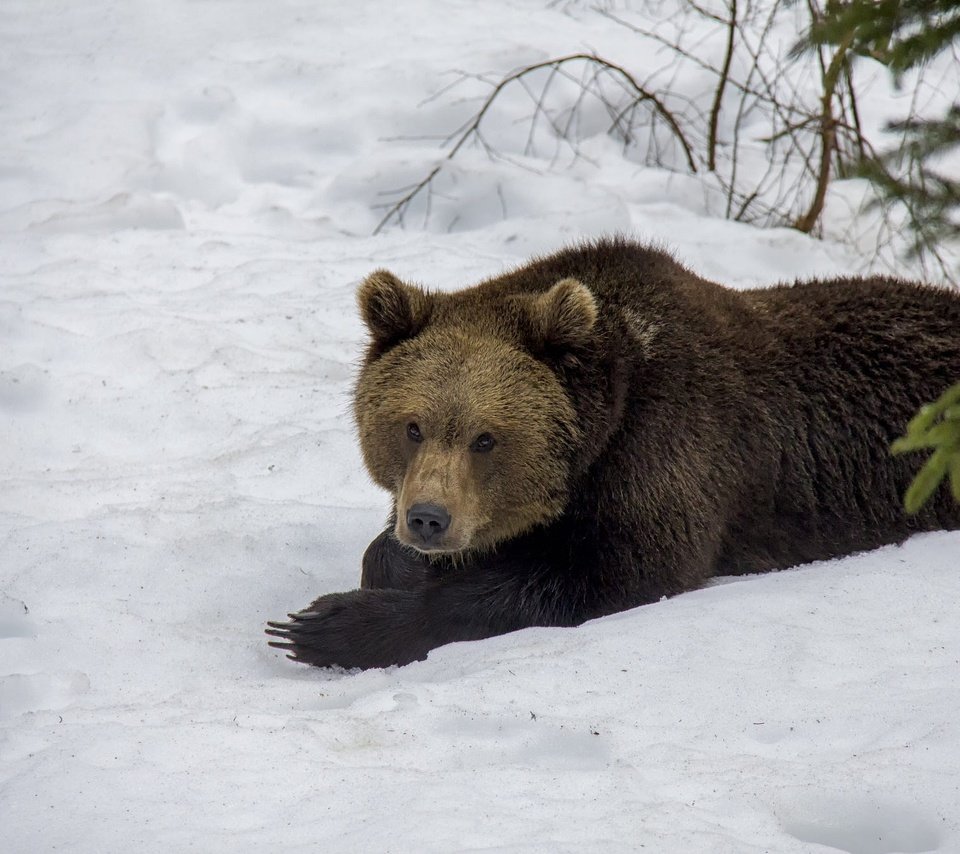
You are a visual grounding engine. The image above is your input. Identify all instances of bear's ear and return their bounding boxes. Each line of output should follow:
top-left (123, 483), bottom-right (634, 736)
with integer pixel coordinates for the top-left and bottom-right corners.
top-left (357, 270), bottom-right (432, 353)
top-left (528, 278), bottom-right (598, 353)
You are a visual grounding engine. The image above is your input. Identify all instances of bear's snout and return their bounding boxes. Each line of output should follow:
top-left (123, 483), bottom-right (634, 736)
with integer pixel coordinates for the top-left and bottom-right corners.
top-left (406, 503), bottom-right (451, 546)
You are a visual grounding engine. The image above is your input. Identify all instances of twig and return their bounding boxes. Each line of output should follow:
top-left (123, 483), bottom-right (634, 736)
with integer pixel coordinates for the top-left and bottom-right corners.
top-left (795, 27), bottom-right (854, 233)
top-left (708, 0), bottom-right (738, 172)
top-left (374, 53), bottom-right (697, 234)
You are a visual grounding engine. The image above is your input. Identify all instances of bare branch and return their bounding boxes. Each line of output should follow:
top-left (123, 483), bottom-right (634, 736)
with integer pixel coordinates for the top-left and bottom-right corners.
top-left (708, 0), bottom-right (738, 171)
top-left (374, 53), bottom-right (697, 234)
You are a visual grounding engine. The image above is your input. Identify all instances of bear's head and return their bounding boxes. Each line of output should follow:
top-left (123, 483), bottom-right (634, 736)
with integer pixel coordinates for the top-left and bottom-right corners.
top-left (353, 269), bottom-right (600, 554)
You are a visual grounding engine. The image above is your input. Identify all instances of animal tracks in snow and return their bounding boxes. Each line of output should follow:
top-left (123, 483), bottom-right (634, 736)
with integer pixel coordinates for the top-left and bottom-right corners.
top-left (0, 672), bottom-right (91, 720)
top-left (0, 595), bottom-right (34, 640)
top-left (0, 596), bottom-right (91, 720)
top-left (779, 792), bottom-right (942, 854)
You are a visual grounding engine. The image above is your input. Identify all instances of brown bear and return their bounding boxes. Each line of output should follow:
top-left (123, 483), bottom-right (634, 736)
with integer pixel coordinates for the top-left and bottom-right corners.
top-left (267, 238), bottom-right (960, 670)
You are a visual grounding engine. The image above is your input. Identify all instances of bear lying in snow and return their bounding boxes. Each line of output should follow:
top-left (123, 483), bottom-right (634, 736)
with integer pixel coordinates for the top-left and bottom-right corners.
top-left (267, 238), bottom-right (960, 670)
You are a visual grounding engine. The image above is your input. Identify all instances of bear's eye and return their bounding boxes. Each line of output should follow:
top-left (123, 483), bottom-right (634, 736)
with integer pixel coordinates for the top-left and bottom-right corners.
top-left (406, 422), bottom-right (423, 443)
top-left (470, 433), bottom-right (496, 453)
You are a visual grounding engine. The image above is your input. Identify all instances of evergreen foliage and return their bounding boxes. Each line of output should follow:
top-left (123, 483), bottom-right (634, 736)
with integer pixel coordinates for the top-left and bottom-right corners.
top-left (804, 0), bottom-right (960, 269)
top-left (860, 106), bottom-right (960, 258)
top-left (807, 0), bottom-right (960, 79)
top-left (891, 383), bottom-right (960, 512)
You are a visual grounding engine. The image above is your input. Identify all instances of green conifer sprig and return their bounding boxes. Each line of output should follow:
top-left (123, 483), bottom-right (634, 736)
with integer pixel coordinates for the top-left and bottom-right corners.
top-left (797, 1), bottom-right (960, 272)
top-left (891, 383), bottom-right (960, 512)
top-left (802, 0), bottom-right (960, 80)
top-left (859, 109), bottom-right (960, 257)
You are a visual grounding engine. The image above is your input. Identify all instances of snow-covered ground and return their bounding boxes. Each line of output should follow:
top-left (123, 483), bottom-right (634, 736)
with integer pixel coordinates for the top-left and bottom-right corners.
top-left (1, 1), bottom-right (958, 851)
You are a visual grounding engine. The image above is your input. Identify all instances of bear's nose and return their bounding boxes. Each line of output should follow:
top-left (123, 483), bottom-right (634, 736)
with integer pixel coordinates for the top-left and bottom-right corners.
top-left (406, 503), bottom-right (451, 545)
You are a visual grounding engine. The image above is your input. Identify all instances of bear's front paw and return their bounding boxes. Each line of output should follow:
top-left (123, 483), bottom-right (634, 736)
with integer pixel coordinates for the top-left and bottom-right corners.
top-left (266, 588), bottom-right (429, 670)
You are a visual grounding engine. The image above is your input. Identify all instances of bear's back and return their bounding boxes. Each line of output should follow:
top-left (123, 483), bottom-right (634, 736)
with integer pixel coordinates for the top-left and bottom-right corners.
top-left (715, 276), bottom-right (960, 571)
top-left (493, 240), bottom-right (960, 573)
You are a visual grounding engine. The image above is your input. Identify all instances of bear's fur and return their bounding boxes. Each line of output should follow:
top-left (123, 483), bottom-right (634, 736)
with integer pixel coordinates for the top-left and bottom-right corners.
top-left (267, 238), bottom-right (960, 670)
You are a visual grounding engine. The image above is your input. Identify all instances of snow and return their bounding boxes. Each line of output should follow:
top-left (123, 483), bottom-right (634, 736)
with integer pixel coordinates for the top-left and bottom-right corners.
top-left (1, 1), bottom-right (958, 852)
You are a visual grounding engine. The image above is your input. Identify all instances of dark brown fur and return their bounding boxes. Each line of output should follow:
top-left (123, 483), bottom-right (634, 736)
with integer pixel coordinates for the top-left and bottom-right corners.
top-left (267, 238), bottom-right (960, 670)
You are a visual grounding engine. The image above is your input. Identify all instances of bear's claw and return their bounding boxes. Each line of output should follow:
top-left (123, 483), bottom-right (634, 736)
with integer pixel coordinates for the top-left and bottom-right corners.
top-left (265, 588), bottom-right (431, 669)
top-left (265, 623), bottom-right (301, 661)
top-left (265, 616), bottom-right (315, 662)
